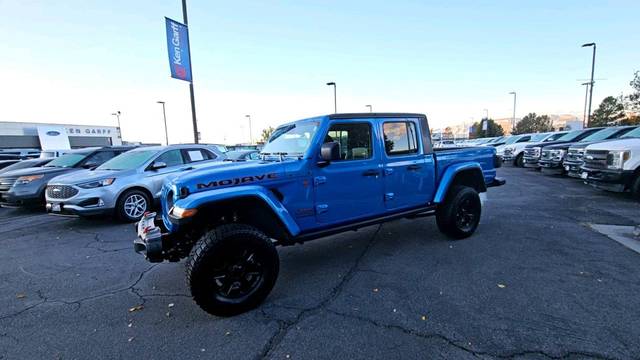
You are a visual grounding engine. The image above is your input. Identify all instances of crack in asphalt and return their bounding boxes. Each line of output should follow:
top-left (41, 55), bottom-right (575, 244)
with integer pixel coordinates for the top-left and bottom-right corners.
top-left (324, 309), bottom-right (618, 360)
top-left (256, 224), bottom-right (383, 359)
top-left (0, 264), bottom-right (158, 321)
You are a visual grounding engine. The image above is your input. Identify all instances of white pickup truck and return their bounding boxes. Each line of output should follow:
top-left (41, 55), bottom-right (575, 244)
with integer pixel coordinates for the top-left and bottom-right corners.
top-left (501, 132), bottom-right (567, 167)
top-left (581, 130), bottom-right (640, 200)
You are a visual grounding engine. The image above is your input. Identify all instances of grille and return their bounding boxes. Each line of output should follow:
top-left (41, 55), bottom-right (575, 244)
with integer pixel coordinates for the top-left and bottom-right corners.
top-left (566, 149), bottom-right (585, 163)
top-left (46, 185), bottom-right (78, 199)
top-left (0, 177), bottom-right (18, 191)
top-left (583, 150), bottom-right (608, 169)
top-left (524, 147), bottom-right (540, 158)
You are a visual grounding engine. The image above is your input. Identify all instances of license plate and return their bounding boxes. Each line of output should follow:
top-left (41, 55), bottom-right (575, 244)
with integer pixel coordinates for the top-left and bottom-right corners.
top-left (51, 203), bottom-right (61, 212)
top-left (581, 172), bottom-right (588, 179)
top-left (137, 212), bottom-right (157, 238)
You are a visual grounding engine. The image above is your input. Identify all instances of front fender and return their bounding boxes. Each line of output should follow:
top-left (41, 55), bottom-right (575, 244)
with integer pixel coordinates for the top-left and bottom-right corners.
top-left (171, 185), bottom-right (301, 236)
top-left (434, 162), bottom-right (483, 204)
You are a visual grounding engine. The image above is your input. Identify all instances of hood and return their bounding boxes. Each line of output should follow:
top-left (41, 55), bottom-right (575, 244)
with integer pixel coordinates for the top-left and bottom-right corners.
top-left (172, 160), bottom-right (291, 195)
top-left (586, 138), bottom-right (640, 151)
top-left (0, 166), bottom-right (74, 179)
top-left (48, 168), bottom-right (129, 185)
top-left (568, 138), bottom-right (625, 151)
top-left (525, 140), bottom-right (572, 149)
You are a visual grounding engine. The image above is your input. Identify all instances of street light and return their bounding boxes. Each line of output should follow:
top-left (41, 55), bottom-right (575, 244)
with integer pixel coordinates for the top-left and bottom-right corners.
top-left (483, 108), bottom-right (489, 119)
top-left (326, 82), bottom-right (337, 113)
top-left (156, 101), bottom-right (169, 145)
top-left (582, 42), bottom-right (596, 127)
top-left (111, 111), bottom-right (121, 140)
top-left (581, 82), bottom-right (590, 129)
top-left (508, 92), bottom-right (517, 132)
top-left (245, 115), bottom-right (252, 144)
top-left (365, 104), bottom-right (372, 113)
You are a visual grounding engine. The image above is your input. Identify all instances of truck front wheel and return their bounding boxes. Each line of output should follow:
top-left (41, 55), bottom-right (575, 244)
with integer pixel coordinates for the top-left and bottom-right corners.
top-left (631, 173), bottom-right (640, 201)
top-left (186, 224), bottom-right (279, 316)
top-left (436, 185), bottom-right (482, 239)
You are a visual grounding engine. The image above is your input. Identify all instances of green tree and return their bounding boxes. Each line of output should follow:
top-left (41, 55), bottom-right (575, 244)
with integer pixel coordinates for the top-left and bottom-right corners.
top-left (471, 118), bottom-right (504, 138)
top-left (627, 71), bottom-right (640, 111)
top-left (512, 113), bottom-right (554, 134)
top-left (590, 96), bottom-right (625, 127)
top-left (260, 126), bottom-right (275, 143)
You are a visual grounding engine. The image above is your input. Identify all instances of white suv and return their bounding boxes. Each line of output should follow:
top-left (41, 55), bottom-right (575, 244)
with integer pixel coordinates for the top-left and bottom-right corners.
top-left (581, 128), bottom-right (640, 200)
top-left (502, 132), bottom-right (567, 167)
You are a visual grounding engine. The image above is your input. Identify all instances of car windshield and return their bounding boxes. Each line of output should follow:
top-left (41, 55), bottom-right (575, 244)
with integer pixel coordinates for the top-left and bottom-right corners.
top-left (621, 127), bottom-right (640, 139)
top-left (530, 133), bottom-right (548, 142)
top-left (260, 121), bottom-right (320, 156)
top-left (504, 136), bottom-right (523, 145)
top-left (45, 153), bottom-right (88, 168)
top-left (556, 130), bottom-right (586, 142)
top-left (97, 150), bottom-right (157, 170)
top-left (580, 127), bottom-right (623, 142)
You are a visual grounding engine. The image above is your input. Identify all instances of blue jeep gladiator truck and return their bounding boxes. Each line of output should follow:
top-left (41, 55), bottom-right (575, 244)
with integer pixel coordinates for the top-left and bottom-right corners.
top-left (134, 113), bottom-right (504, 316)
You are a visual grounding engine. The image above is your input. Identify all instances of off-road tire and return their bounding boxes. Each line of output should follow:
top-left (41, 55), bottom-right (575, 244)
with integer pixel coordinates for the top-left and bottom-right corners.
top-left (436, 185), bottom-right (482, 239)
top-left (515, 153), bottom-right (524, 167)
top-left (186, 224), bottom-right (279, 317)
top-left (115, 189), bottom-right (150, 222)
top-left (631, 173), bottom-right (640, 201)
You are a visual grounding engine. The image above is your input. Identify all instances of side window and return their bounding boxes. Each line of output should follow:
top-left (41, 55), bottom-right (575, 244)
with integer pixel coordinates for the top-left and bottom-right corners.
top-left (326, 123), bottom-right (372, 160)
top-left (383, 121), bottom-right (419, 155)
top-left (155, 150), bottom-right (184, 167)
top-left (516, 136), bottom-right (531, 143)
top-left (184, 149), bottom-right (213, 163)
top-left (85, 151), bottom-right (116, 165)
top-left (248, 152), bottom-right (260, 160)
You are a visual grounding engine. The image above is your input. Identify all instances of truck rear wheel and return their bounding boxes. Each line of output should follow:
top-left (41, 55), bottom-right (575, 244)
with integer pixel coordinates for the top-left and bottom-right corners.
top-left (436, 185), bottom-right (482, 239)
top-left (186, 224), bottom-right (279, 316)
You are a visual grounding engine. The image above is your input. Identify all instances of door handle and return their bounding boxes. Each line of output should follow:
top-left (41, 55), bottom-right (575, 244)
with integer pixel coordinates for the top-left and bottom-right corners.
top-left (362, 169), bottom-right (380, 177)
top-left (180, 166), bottom-right (194, 171)
top-left (407, 164), bottom-right (421, 171)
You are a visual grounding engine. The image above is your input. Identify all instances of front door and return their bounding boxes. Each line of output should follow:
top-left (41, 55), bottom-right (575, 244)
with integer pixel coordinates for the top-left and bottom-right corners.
top-left (145, 149), bottom-right (187, 198)
top-left (314, 120), bottom-right (384, 225)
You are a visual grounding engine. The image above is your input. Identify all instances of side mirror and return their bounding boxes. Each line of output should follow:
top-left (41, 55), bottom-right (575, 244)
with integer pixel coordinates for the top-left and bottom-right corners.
top-left (82, 162), bottom-right (98, 170)
top-left (149, 161), bottom-right (167, 170)
top-left (318, 142), bottom-right (340, 167)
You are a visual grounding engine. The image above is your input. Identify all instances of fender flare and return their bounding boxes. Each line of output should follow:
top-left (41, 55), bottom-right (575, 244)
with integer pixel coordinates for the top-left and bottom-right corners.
top-left (433, 162), bottom-right (484, 204)
top-left (172, 185), bottom-right (301, 236)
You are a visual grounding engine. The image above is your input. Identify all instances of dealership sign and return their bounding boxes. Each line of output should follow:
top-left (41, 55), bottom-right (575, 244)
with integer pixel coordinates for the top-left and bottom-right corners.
top-left (165, 17), bottom-right (192, 82)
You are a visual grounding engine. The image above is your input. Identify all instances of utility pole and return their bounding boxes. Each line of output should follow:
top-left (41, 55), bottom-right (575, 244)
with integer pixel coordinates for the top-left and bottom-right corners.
top-left (157, 101), bottom-right (169, 145)
top-left (245, 115), bottom-right (252, 144)
top-left (582, 42), bottom-right (596, 127)
top-left (581, 82), bottom-right (590, 129)
top-left (508, 92), bottom-right (516, 132)
top-left (326, 82), bottom-right (337, 113)
top-left (182, 0), bottom-right (199, 143)
top-left (111, 111), bottom-right (122, 141)
top-left (365, 104), bottom-right (372, 113)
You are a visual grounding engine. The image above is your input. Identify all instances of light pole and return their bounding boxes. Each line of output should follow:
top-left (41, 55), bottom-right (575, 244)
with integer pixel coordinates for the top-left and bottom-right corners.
top-left (326, 82), bottom-right (337, 113)
top-left (365, 104), bottom-right (372, 112)
top-left (157, 101), bottom-right (169, 145)
top-left (581, 82), bottom-right (590, 129)
top-left (508, 92), bottom-right (516, 132)
top-left (245, 115), bottom-right (252, 144)
top-left (111, 111), bottom-right (121, 141)
top-left (582, 42), bottom-right (596, 127)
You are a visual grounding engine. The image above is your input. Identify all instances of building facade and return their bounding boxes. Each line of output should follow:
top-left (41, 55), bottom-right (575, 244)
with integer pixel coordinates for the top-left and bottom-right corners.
top-left (0, 122), bottom-right (121, 149)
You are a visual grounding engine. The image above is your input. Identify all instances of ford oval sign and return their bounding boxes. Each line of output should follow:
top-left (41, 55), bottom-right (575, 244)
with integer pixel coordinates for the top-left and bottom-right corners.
top-left (46, 131), bottom-right (61, 136)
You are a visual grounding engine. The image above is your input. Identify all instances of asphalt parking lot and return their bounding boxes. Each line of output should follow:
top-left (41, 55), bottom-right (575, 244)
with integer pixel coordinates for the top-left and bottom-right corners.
top-left (1, 166), bottom-right (639, 360)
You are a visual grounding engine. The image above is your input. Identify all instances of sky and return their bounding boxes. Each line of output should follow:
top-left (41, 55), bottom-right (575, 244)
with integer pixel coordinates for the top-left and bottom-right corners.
top-left (1, 0), bottom-right (639, 144)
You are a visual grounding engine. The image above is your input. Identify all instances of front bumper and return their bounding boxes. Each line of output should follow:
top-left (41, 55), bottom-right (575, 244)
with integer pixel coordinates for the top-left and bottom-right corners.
top-left (134, 212), bottom-right (170, 263)
top-left (0, 187), bottom-right (43, 207)
top-left (523, 156), bottom-right (540, 168)
top-left (46, 185), bottom-right (117, 216)
top-left (581, 168), bottom-right (635, 193)
top-left (539, 160), bottom-right (564, 174)
top-left (563, 160), bottom-right (584, 178)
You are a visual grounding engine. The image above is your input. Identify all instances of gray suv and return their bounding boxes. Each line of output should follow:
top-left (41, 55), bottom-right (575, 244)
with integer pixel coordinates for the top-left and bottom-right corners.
top-left (46, 144), bottom-right (225, 221)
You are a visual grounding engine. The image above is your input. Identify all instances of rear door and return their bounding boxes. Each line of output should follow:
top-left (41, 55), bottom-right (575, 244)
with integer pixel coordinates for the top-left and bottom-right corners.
top-left (381, 118), bottom-right (435, 210)
top-left (313, 120), bottom-right (385, 225)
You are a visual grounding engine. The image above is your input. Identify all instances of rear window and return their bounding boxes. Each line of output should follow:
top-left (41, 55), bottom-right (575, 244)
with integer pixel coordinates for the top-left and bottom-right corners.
top-left (621, 127), bottom-right (640, 138)
top-left (383, 122), bottom-right (419, 155)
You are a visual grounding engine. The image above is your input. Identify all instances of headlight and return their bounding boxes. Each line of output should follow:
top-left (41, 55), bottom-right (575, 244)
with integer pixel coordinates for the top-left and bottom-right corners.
top-left (606, 151), bottom-right (630, 170)
top-left (550, 149), bottom-right (566, 160)
top-left (16, 175), bottom-right (44, 185)
top-left (77, 178), bottom-right (115, 189)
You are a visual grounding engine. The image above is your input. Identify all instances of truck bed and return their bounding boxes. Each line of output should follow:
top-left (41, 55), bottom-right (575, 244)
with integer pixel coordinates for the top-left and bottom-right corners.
top-left (434, 146), bottom-right (499, 185)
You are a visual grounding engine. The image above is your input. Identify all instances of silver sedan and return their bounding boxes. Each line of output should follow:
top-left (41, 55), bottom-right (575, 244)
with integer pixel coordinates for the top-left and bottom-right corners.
top-left (46, 144), bottom-right (225, 221)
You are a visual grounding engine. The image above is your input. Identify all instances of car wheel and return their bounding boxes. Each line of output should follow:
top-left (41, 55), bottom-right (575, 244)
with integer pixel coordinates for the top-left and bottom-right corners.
top-left (186, 224), bottom-right (279, 316)
top-left (515, 153), bottom-right (524, 167)
top-left (116, 189), bottom-right (150, 222)
top-left (631, 172), bottom-right (640, 201)
top-left (436, 185), bottom-right (482, 240)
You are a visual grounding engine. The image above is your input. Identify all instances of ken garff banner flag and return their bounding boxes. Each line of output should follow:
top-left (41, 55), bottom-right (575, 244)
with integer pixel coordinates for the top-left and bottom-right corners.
top-left (165, 17), bottom-right (192, 82)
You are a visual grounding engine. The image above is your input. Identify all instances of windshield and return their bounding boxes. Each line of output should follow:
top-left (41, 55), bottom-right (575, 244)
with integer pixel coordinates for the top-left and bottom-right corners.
top-left (45, 153), bottom-right (88, 168)
top-left (530, 133), bottom-right (549, 142)
top-left (97, 150), bottom-right (157, 170)
top-left (556, 130), bottom-right (586, 142)
top-left (260, 121), bottom-right (320, 156)
top-left (580, 127), bottom-right (624, 142)
top-left (504, 136), bottom-right (523, 145)
top-left (621, 127), bottom-right (640, 138)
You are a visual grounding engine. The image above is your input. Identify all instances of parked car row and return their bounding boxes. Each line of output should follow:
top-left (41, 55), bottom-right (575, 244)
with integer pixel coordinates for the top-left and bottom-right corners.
top-left (0, 144), bottom-right (230, 221)
top-left (498, 126), bottom-right (640, 200)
